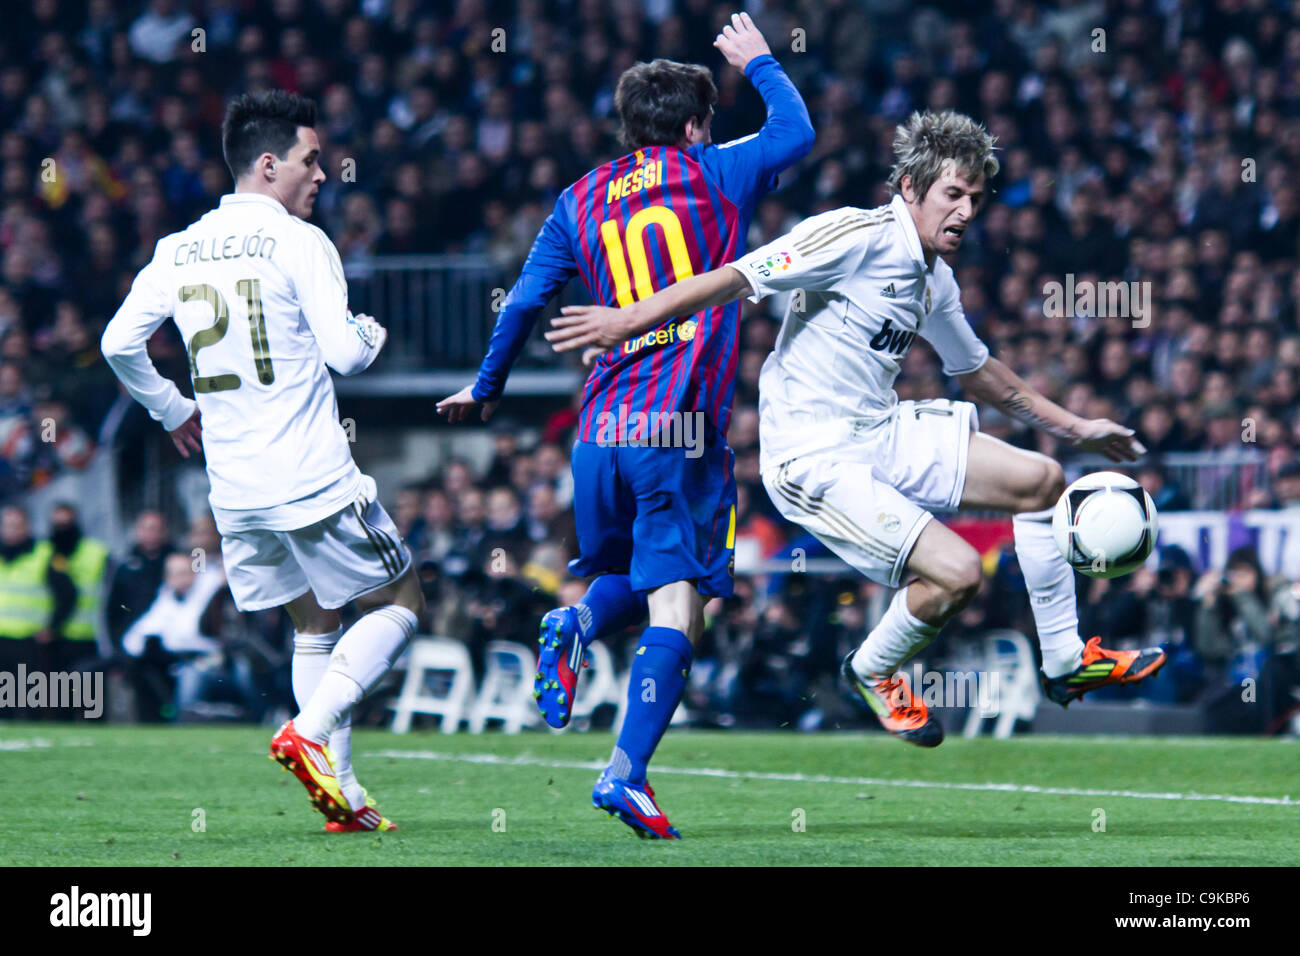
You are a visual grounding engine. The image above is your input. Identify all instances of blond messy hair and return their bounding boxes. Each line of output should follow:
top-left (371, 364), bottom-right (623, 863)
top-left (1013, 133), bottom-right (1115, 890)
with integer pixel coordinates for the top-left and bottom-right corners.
top-left (888, 110), bottom-right (999, 200)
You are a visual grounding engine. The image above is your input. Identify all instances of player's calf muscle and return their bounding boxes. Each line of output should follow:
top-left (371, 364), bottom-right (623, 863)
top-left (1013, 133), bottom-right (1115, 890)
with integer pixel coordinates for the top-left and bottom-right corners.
top-left (647, 580), bottom-right (703, 640)
top-left (903, 523), bottom-right (981, 624)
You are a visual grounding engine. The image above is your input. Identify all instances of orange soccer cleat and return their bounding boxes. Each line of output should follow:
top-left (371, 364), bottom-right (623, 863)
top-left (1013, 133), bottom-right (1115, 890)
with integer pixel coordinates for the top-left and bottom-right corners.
top-left (1041, 636), bottom-right (1167, 706)
top-left (269, 720), bottom-right (354, 825)
top-left (840, 653), bottom-right (944, 747)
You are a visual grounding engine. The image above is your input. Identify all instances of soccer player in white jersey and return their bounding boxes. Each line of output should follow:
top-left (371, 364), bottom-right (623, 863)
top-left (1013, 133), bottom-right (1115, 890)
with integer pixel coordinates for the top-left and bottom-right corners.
top-left (101, 91), bottom-right (425, 823)
top-left (546, 110), bottom-right (1166, 746)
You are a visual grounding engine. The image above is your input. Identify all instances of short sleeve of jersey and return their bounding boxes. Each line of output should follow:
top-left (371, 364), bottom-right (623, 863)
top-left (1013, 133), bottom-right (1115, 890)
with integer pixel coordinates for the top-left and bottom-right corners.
top-left (918, 266), bottom-right (989, 376)
top-left (732, 207), bottom-right (870, 302)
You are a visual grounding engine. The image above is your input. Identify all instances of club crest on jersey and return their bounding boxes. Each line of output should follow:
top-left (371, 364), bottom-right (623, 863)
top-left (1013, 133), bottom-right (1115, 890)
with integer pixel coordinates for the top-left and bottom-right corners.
top-left (749, 251), bottom-right (792, 279)
top-left (925, 286), bottom-right (932, 314)
top-left (868, 318), bottom-right (915, 356)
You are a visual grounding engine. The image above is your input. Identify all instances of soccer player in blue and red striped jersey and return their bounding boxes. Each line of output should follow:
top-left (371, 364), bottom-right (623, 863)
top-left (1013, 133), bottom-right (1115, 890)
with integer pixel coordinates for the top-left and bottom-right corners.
top-left (438, 12), bottom-right (812, 838)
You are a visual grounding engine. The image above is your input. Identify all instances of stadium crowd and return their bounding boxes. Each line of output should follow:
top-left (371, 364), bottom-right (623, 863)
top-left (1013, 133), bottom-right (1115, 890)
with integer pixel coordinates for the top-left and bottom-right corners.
top-left (0, 0), bottom-right (1298, 730)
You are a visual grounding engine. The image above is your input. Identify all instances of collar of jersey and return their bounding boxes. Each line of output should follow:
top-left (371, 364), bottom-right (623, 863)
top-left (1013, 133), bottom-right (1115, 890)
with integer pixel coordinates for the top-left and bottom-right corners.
top-left (889, 193), bottom-right (929, 273)
top-left (220, 192), bottom-right (289, 214)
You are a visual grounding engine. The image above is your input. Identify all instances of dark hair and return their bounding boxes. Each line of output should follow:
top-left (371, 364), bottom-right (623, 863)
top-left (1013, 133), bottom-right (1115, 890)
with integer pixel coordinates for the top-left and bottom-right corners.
top-left (614, 59), bottom-right (716, 150)
top-left (221, 90), bottom-right (317, 179)
top-left (1225, 545), bottom-right (1268, 601)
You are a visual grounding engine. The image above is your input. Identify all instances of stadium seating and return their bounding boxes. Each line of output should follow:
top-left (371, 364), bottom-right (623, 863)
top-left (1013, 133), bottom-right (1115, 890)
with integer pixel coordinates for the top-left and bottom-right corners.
top-left (389, 636), bottom-right (476, 734)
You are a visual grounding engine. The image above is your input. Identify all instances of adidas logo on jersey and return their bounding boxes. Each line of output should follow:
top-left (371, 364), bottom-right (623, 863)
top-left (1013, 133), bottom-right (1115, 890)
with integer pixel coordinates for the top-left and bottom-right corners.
top-left (880, 282), bottom-right (897, 298)
top-left (868, 318), bottom-right (916, 356)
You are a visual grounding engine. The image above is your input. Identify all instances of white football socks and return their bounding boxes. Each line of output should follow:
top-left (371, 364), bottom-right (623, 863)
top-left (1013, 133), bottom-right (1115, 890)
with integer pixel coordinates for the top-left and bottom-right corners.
top-left (294, 605), bottom-right (418, 747)
top-left (851, 585), bottom-right (940, 680)
top-left (1013, 508), bottom-right (1084, 677)
top-left (292, 626), bottom-right (364, 807)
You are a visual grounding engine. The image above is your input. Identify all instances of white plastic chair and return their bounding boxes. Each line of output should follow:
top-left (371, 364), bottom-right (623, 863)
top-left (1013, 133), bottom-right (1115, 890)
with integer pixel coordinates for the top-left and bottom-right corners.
top-left (389, 636), bottom-right (476, 734)
top-left (962, 629), bottom-right (1040, 739)
top-left (468, 641), bottom-right (540, 734)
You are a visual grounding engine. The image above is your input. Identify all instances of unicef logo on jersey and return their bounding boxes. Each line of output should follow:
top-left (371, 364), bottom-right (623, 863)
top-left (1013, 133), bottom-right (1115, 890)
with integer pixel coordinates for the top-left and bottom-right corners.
top-left (868, 318), bottom-right (916, 356)
top-left (622, 317), bottom-right (698, 355)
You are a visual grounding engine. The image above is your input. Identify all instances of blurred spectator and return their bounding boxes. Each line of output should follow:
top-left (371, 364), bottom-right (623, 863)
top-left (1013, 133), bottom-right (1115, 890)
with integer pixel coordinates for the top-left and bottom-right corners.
top-left (0, 504), bottom-right (75, 719)
top-left (47, 502), bottom-right (108, 665)
top-left (1194, 546), bottom-right (1292, 732)
top-left (121, 551), bottom-right (225, 722)
top-left (106, 510), bottom-right (173, 649)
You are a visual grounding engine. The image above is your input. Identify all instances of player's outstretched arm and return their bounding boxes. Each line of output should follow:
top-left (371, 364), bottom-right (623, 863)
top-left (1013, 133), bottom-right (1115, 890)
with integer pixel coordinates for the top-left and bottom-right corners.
top-left (439, 209), bottom-right (578, 424)
top-left (435, 385), bottom-right (499, 424)
top-left (957, 356), bottom-right (1146, 462)
top-left (545, 265), bottom-right (750, 354)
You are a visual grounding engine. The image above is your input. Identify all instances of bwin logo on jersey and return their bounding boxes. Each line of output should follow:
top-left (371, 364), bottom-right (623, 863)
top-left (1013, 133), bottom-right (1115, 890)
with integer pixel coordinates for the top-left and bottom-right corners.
top-left (869, 318), bottom-right (915, 355)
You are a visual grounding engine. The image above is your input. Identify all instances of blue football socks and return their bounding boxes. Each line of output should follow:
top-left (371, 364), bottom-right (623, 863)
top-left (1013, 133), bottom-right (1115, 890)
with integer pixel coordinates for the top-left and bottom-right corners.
top-left (574, 574), bottom-right (648, 648)
top-left (609, 626), bottom-right (692, 784)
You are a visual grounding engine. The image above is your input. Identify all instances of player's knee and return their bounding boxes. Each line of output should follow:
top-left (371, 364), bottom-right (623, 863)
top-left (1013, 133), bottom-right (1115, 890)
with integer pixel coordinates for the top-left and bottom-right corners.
top-left (1022, 457), bottom-right (1065, 513)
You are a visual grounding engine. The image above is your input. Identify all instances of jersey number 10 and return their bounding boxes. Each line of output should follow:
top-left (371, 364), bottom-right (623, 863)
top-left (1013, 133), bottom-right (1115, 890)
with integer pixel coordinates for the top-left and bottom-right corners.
top-left (599, 206), bottom-right (695, 307)
top-left (180, 280), bottom-right (274, 392)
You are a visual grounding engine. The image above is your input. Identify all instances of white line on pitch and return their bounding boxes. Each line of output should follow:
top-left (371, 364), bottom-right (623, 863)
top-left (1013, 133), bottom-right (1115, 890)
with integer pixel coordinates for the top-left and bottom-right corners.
top-left (373, 749), bottom-right (1300, 807)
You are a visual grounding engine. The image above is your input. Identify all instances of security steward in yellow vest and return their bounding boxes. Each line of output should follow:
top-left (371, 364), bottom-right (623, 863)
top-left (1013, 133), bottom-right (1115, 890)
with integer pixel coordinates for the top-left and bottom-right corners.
top-left (0, 506), bottom-right (76, 719)
top-left (49, 503), bottom-right (108, 670)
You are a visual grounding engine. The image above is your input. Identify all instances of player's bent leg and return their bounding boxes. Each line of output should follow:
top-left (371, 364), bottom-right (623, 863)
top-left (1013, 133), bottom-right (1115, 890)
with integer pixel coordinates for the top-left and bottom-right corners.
top-left (959, 431), bottom-right (1064, 514)
top-left (842, 521), bottom-right (980, 748)
top-left (284, 593), bottom-right (360, 810)
top-left (535, 574), bottom-right (649, 729)
top-left (298, 566), bottom-right (423, 742)
top-left (283, 568), bottom-right (423, 827)
top-left (960, 433), bottom-right (1168, 701)
top-left (593, 580), bottom-right (699, 839)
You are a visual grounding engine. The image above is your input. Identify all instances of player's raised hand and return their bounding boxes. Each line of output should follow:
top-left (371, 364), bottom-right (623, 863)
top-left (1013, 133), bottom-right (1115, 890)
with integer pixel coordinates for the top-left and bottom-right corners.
top-left (546, 305), bottom-right (635, 352)
top-left (436, 383), bottom-right (499, 423)
top-left (714, 12), bottom-right (771, 72)
top-left (170, 408), bottom-right (202, 459)
top-left (1073, 419), bottom-right (1147, 462)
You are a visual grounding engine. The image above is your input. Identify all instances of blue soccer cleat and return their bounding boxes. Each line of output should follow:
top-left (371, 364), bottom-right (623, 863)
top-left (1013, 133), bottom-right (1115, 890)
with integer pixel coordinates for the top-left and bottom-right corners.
top-left (534, 607), bottom-right (584, 729)
top-left (592, 768), bottom-right (681, 840)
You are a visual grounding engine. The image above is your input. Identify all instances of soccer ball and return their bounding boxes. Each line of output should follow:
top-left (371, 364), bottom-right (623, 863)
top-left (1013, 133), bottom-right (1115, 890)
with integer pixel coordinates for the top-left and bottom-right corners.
top-left (1051, 471), bottom-right (1158, 579)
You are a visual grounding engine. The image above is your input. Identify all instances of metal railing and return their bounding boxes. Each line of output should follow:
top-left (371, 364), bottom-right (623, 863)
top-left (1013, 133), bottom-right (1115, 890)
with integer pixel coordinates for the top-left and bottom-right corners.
top-left (342, 254), bottom-right (590, 371)
top-left (1065, 451), bottom-right (1269, 512)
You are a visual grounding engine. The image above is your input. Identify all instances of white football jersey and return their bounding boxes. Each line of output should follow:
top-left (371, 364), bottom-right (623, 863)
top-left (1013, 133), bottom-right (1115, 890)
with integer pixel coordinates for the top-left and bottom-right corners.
top-left (102, 192), bottom-right (383, 531)
top-left (733, 193), bottom-right (990, 472)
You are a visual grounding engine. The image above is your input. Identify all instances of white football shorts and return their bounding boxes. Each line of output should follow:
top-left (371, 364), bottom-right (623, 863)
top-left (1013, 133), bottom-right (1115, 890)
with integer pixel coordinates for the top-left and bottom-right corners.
top-left (220, 475), bottom-right (411, 611)
top-left (761, 399), bottom-right (978, 588)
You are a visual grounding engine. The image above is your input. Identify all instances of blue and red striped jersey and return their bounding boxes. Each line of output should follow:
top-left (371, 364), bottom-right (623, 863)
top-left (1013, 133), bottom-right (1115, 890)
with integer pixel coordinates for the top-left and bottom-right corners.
top-left (472, 53), bottom-right (813, 443)
top-left (569, 145), bottom-right (743, 442)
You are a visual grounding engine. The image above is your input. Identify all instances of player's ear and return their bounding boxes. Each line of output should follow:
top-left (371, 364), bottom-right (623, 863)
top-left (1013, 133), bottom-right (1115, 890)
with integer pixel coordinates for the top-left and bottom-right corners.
top-left (899, 174), bottom-right (915, 204)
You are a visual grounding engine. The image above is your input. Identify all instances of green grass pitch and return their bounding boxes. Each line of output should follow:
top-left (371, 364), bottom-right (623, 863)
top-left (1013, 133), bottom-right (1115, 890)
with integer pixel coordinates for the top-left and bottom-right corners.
top-left (3, 725), bottom-right (1297, 866)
